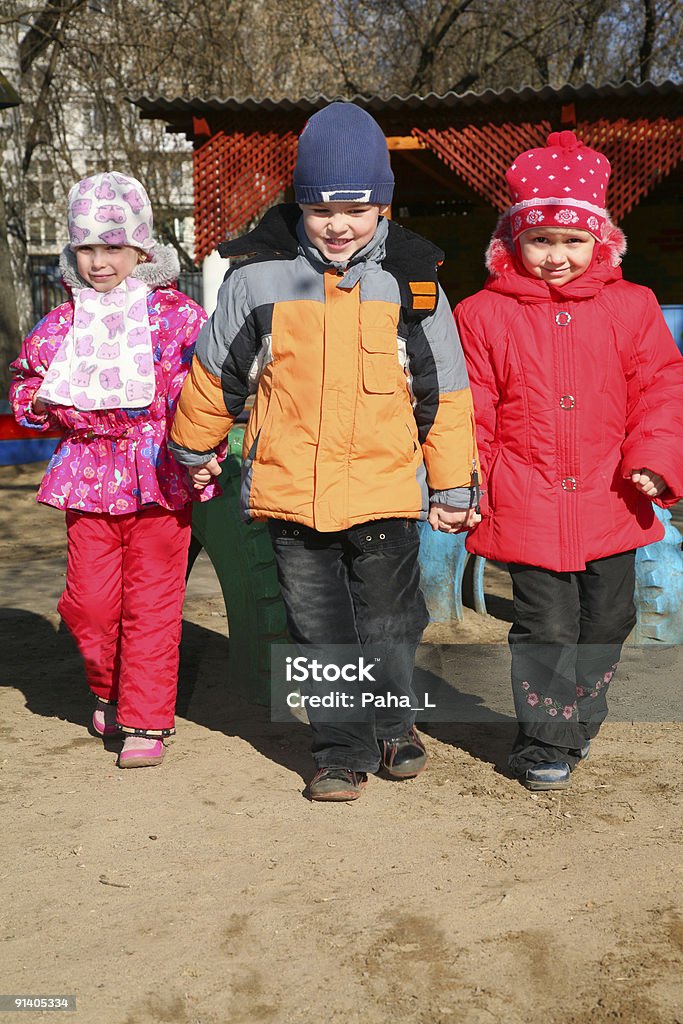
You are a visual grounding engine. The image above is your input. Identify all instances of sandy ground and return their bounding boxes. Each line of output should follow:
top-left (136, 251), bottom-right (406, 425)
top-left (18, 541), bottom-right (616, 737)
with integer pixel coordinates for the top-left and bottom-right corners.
top-left (1, 462), bottom-right (682, 1024)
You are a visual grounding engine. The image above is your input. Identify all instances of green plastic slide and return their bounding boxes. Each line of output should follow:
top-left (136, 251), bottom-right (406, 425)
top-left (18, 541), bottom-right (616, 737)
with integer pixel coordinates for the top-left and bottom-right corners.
top-left (188, 426), bottom-right (290, 706)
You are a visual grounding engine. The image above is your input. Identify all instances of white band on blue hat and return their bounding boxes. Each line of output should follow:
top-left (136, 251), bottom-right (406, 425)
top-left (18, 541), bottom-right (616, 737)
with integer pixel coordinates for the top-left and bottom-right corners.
top-left (320, 189), bottom-right (373, 203)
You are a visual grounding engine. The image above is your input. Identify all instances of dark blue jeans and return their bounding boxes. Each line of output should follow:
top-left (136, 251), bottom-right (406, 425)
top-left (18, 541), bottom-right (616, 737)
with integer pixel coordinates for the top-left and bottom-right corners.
top-left (507, 551), bottom-right (637, 775)
top-left (269, 518), bottom-right (429, 772)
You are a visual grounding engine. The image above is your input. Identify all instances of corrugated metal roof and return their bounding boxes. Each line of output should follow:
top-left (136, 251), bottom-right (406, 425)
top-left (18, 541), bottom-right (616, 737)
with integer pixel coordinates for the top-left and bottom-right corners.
top-left (130, 79), bottom-right (683, 138)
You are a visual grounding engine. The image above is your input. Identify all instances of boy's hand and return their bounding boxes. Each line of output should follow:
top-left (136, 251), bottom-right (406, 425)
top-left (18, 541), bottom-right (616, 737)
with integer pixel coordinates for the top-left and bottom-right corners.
top-left (428, 502), bottom-right (481, 534)
top-left (630, 468), bottom-right (666, 498)
top-left (189, 457), bottom-right (221, 490)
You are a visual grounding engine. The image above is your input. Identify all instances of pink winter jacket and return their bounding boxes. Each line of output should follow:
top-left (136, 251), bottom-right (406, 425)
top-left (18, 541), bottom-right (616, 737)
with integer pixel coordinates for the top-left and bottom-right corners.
top-left (455, 224), bottom-right (683, 572)
top-left (10, 248), bottom-right (218, 514)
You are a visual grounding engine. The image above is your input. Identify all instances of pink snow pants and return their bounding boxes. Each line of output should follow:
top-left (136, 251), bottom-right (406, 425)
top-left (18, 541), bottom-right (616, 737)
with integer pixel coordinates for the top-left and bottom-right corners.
top-left (58, 505), bottom-right (192, 735)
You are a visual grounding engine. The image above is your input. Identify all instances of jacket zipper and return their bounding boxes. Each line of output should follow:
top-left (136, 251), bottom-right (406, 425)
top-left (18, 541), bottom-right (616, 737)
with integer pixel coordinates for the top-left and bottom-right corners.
top-left (469, 459), bottom-right (480, 514)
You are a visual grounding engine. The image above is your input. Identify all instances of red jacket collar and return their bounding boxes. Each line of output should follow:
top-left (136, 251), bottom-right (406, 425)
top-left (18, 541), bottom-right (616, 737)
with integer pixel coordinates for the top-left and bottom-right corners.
top-left (485, 256), bottom-right (622, 303)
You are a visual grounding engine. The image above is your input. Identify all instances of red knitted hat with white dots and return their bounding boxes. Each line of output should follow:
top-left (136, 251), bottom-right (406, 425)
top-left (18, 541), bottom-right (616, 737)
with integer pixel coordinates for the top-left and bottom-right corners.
top-left (506, 130), bottom-right (611, 240)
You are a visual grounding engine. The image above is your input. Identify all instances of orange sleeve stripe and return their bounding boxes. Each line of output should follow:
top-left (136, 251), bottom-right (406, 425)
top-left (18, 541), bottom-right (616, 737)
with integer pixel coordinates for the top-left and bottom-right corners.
top-left (171, 356), bottom-right (233, 453)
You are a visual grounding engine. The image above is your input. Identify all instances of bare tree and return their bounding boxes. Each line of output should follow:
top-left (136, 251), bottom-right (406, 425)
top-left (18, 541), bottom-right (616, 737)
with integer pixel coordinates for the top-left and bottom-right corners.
top-left (318, 0), bottom-right (682, 96)
top-left (407, 0), bottom-right (478, 93)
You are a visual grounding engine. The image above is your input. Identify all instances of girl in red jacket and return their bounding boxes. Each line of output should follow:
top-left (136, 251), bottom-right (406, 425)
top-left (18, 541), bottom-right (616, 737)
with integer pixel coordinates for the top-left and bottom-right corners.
top-left (455, 131), bottom-right (683, 791)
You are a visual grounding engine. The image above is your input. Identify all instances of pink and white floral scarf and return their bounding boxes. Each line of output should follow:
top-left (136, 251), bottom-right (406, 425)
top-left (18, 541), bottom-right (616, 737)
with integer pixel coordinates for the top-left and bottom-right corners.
top-left (37, 277), bottom-right (156, 410)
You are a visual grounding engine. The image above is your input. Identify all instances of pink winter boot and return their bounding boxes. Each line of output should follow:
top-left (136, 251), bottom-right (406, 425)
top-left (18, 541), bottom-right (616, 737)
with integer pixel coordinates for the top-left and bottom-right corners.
top-left (92, 699), bottom-right (119, 738)
top-left (118, 735), bottom-right (165, 769)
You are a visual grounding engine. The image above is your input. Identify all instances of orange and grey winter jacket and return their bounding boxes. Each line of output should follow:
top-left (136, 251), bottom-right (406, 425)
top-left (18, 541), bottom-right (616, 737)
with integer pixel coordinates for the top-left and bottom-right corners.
top-left (170, 204), bottom-right (478, 531)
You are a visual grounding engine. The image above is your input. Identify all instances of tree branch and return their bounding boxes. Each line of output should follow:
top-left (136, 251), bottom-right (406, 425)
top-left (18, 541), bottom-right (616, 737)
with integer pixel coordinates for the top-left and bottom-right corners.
top-left (409, 0), bottom-right (478, 93)
top-left (449, 8), bottom-right (582, 93)
top-left (19, 0), bottom-right (86, 73)
top-left (639, 0), bottom-right (656, 82)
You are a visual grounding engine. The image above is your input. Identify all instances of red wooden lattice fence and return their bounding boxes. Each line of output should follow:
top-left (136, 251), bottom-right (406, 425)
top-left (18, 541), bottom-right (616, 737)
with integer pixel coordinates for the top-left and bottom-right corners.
top-left (414, 116), bottom-right (683, 221)
top-left (413, 122), bottom-right (551, 213)
top-left (192, 116), bottom-right (683, 261)
top-left (193, 130), bottom-right (298, 262)
top-left (575, 117), bottom-right (683, 219)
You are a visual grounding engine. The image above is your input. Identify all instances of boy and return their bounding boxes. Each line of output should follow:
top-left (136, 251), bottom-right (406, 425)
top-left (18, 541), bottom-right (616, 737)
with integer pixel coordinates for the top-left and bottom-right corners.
top-left (170, 102), bottom-right (479, 800)
top-left (455, 131), bottom-right (683, 791)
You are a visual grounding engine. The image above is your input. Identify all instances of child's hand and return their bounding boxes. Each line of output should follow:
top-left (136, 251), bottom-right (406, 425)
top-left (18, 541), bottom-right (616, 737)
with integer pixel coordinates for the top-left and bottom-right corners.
top-left (428, 502), bottom-right (481, 534)
top-left (32, 395), bottom-right (48, 414)
top-left (189, 457), bottom-right (221, 490)
top-left (630, 468), bottom-right (666, 498)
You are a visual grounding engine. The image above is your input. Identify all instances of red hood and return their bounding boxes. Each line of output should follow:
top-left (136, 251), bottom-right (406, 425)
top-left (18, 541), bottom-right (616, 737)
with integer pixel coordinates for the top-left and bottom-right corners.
top-left (484, 213), bottom-right (626, 302)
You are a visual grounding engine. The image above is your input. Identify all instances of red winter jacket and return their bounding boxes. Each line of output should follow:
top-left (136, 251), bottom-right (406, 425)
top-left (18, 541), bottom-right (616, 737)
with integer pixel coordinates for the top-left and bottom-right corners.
top-left (455, 224), bottom-right (683, 572)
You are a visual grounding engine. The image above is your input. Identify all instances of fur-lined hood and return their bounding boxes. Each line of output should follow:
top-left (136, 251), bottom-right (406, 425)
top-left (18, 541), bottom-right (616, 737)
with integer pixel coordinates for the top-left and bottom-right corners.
top-left (59, 243), bottom-right (181, 293)
top-left (485, 213), bottom-right (627, 278)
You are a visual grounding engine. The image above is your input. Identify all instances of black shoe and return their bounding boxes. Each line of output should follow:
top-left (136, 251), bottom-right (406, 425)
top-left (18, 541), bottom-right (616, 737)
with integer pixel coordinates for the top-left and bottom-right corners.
top-left (523, 761), bottom-right (572, 791)
top-left (308, 767), bottom-right (368, 801)
top-left (380, 727), bottom-right (428, 779)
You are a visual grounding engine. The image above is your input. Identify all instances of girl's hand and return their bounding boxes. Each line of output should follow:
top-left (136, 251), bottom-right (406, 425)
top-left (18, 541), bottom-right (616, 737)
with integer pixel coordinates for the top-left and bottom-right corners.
top-left (32, 395), bottom-right (48, 414)
top-left (188, 457), bottom-right (221, 490)
top-left (630, 468), bottom-right (666, 498)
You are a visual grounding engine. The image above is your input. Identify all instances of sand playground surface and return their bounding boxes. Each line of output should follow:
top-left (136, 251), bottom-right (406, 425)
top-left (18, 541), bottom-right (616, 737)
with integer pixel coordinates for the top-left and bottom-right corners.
top-left (1, 462), bottom-right (682, 1024)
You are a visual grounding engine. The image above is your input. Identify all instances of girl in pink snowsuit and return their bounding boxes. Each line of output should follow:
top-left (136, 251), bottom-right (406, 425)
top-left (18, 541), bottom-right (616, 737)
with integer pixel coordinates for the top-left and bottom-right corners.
top-left (10, 171), bottom-right (217, 768)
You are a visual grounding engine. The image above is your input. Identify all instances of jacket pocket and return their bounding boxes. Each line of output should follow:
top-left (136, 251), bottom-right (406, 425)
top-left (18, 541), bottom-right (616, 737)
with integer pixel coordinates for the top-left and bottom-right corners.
top-left (243, 430), bottom-right (260, 467)
top-left (405, 421), bottom-right (419, 461)
top-left (249, 374), bottom-right (276, 464)
top-left (361, 328), bottom-right (398, 394)
top-left (240, 430), bottom-right (260, 514)
top-left (485, 447), bottom-right (503, 513)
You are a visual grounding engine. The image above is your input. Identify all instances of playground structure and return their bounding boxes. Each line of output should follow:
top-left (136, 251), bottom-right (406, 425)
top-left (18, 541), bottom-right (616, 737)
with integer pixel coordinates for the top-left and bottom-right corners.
top-left (632, 505), bottom-right (683, 644)
top-left (416, 523), bottom-right (487, 621)
top-left (187, 428), bottom-right (289, 706)
top-left (0, 401), bottom-right (63, 465)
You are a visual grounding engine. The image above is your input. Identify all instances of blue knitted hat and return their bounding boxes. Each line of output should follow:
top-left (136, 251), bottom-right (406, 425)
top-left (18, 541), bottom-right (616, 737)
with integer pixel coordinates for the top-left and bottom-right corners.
top-left (293, 102), bottom-right (394, 205)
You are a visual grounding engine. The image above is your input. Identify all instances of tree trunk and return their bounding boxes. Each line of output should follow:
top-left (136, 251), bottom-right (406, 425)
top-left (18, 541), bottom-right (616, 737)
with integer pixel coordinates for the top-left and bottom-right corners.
top-left (0, 182), bottom-right (22, 399)
top-left (639, 0), bottom-right (655, 82)
top-left (0, 7), bottom-right (31, 398)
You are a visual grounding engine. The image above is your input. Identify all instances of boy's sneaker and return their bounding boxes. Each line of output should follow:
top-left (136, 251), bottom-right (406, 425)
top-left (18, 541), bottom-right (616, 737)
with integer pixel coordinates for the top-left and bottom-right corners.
top-left (523, 761), bottom-right (571, 791)
top-left (381, 727), bottom-right (428, 779)
top-left (308, 768), bottom-right (367, 801)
